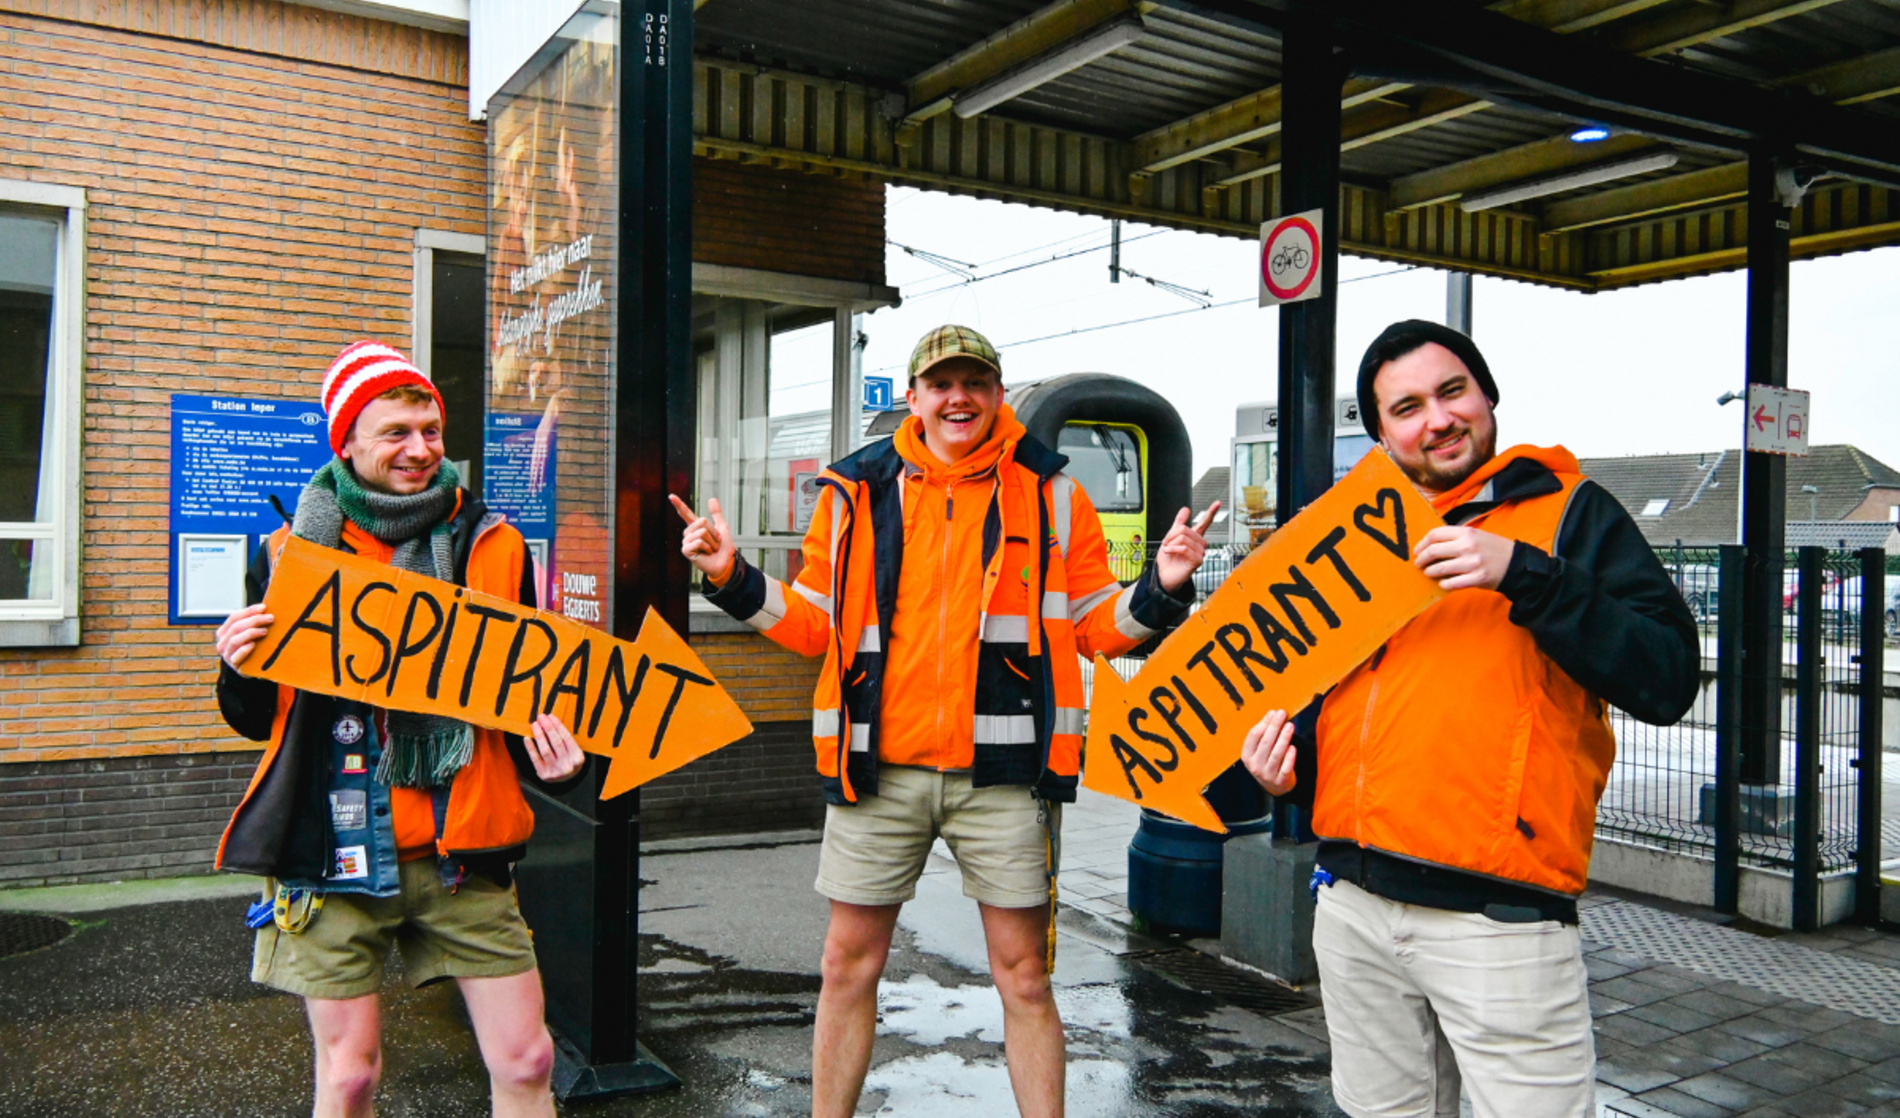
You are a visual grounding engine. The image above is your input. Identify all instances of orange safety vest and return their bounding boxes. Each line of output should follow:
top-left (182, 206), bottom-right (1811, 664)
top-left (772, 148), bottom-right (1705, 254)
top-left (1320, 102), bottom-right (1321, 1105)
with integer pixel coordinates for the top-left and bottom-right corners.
top-left (216, 509), bottom-right (540, 878)
top-left (706, 414), bottom-right (1183, 804)
top-left (1312, 446), bottom-right (1615, 896)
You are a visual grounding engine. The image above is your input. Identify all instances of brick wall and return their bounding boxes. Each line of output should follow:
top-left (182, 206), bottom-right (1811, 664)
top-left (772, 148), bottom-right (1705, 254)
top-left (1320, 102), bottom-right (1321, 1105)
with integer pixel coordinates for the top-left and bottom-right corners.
top-left (0, 751), bottom-right (261, 886)
top-left (694, 157), bottom-right (886, 284)
top-left (639, 720), bottom-right (823, 838)
top-left (692, 630), bottom-right (825, 723)
top-left (0, 5), bottom-right (486, 768)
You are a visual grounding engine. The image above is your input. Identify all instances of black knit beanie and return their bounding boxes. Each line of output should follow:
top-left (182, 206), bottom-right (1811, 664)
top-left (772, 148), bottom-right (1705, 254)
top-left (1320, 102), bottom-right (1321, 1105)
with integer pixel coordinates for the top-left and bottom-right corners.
top-left (1356, 320), bottom-right (1498, 441)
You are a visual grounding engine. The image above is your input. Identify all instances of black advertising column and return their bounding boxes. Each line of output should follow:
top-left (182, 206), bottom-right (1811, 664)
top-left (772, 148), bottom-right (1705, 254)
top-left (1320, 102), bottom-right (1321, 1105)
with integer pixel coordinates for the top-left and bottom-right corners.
top-left (1738, 152), bottom-right (1791, 808)
top-left (1270, 11), bottom-right (1343, 841)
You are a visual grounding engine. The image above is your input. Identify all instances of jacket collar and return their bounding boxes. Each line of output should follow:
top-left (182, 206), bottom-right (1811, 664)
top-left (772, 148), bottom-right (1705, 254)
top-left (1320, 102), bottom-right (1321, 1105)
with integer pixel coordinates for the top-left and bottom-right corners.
top-left (1433, 445), bottom-right (1578, 524)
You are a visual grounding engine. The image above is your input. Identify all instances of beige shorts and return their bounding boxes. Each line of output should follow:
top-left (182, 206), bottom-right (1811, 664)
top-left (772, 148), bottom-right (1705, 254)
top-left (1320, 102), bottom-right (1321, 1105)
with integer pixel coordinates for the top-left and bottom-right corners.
top-left (252, 858), bottom-right (537, 1001)
top-left (815, 764), bottom-right (1059, 909)
top-left (1313, 878), bottom-right (1595, 1118)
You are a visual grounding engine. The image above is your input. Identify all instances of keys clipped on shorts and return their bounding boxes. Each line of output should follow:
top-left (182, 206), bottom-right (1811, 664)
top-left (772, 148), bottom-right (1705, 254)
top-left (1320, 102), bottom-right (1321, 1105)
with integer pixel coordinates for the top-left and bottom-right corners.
top-left (246, 884), bottom-right (325, 934)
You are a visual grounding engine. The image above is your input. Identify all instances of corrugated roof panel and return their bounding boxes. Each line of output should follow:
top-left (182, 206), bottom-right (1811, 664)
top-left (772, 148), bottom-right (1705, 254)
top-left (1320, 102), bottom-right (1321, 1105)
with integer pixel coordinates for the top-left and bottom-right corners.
top-left (696, 0), bottom-right (1044, 85)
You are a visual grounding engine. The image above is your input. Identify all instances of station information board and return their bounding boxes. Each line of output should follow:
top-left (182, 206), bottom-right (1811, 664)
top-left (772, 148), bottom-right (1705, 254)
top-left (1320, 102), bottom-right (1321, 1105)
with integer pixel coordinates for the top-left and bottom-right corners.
top-left (167, 393), bottom-right (332, 625)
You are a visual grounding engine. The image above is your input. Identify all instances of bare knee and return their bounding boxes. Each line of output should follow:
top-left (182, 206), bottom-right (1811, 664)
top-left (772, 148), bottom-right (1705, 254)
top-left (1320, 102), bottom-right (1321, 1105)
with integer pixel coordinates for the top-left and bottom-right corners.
top-left (316, 1046), bottom-right (382, 1110)
top-left (820, 925), bottom-right (892, 996)
top-left (992, 952), bottom-right (1055, 1014)
top-left (485, 1026), bottom-right (555, 1091)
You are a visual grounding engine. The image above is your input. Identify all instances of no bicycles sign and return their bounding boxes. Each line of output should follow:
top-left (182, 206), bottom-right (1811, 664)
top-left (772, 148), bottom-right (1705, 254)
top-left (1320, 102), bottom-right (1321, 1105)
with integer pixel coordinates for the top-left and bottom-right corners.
top-left (1259, 209), bottom-right (1323, 307)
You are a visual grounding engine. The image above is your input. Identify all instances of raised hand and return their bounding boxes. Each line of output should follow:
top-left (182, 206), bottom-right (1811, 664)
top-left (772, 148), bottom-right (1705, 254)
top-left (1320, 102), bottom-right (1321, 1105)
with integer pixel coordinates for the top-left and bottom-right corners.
top-left (1154, 501), bottom-right (1220, 592)
top-left (215, 602), bottom-right (274, 672)
top-left (670, 493), bottom-right (737, 580)
top-left (1239, 708), bottom-right (1297, 796)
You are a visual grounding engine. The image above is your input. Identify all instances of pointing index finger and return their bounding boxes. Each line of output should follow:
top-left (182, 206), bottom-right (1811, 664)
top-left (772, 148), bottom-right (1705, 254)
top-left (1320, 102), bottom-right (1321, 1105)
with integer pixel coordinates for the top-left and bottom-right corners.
top-left (668, 493), bottom-right (700, 526)
top-left (1191, 501), bottom-right (1220, 535)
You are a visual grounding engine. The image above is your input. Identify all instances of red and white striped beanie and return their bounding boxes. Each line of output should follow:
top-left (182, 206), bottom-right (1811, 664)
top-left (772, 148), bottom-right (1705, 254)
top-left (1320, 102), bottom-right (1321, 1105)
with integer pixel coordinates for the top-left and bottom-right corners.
top-left (320, 341), bottom-right (445, 454)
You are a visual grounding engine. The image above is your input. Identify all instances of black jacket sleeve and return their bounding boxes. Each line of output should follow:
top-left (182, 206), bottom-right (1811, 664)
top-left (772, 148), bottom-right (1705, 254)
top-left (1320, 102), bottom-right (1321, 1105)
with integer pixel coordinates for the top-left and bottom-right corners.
top-left (215, 541), bottom-right (280, 741)
top-left (1495, 480), bottom-right (1701, 726)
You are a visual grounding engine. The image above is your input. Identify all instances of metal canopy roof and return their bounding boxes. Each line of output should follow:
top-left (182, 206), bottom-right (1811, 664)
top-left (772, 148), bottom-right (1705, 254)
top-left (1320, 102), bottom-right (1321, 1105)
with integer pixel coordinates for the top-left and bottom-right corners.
top-left (692, 0), bottom-right (1900, 290)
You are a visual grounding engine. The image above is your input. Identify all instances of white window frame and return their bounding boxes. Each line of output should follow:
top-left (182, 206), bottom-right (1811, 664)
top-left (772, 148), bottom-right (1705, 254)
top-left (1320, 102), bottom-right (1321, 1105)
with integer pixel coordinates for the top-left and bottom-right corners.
top-left (0, 181), bottom-right (86, 647)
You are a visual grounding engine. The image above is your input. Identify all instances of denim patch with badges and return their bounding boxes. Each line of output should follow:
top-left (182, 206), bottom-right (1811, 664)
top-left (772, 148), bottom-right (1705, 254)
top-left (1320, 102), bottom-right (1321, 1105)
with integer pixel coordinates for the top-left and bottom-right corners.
top-left (333, 714), bottom-right (365, 745)
top-left (332, 845), bottom-right (368, 880)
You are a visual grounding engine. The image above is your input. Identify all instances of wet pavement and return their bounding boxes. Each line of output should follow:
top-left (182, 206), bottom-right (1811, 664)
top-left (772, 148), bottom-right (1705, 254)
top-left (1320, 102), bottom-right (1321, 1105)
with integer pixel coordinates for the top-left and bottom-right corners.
top-left (1, 789), bottom-right (1898, 1116)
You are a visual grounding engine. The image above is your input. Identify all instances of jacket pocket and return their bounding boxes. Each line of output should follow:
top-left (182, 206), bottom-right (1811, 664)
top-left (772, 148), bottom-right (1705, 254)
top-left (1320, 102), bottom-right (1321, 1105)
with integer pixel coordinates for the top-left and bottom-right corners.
top-left (1490, 702), bottom-right (1537, 868)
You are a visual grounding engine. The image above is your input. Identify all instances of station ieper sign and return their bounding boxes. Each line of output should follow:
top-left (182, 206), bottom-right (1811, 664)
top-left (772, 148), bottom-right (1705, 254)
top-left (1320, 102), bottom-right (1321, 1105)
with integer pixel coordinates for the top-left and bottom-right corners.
top-left (1259, 208), bottom-right (1324, 307)
top-left (1083, 451), bottom-right (1449, 831)
top-left (243, 537), bottom-right (753, 799)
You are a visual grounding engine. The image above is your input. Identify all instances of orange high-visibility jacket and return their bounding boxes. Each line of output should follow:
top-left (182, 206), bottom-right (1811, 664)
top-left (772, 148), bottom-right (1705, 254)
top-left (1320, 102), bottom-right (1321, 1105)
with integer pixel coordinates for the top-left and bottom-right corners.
top-left (1313, 446), bottom-right (1623, 896)
top-left (706, 410), bottom-right (1192, 804)
top-left (214, 506), bottom-right (552, 891)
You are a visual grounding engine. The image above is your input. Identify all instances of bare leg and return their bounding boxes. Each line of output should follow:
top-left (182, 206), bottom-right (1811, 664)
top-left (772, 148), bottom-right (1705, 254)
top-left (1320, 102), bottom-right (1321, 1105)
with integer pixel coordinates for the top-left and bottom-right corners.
top-left (812, 901), bottom-right (900, 1118)
top-left (305, 994), bottom-right (382, 1118)
top-left (458, 968), bottom-right (557, 1118)
top-left (980, 903), bottom-right (1065, 1118)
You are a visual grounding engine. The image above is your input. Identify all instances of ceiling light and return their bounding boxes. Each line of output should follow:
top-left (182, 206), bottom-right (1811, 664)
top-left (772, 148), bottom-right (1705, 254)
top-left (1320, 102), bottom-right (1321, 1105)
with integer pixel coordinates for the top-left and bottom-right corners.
top-left (953, 16), bottom-right (1148, 118)
top-left (1460, 150), bottom-right (1680, 212)
top-left (1570, 127), bottom-right (1611, 143)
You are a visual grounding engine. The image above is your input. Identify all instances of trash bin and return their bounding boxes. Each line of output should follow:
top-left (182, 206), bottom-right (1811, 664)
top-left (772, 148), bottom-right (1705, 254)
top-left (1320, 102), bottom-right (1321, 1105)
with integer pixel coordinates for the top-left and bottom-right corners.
top-left (1125, 764), bottom-right (1269, 937)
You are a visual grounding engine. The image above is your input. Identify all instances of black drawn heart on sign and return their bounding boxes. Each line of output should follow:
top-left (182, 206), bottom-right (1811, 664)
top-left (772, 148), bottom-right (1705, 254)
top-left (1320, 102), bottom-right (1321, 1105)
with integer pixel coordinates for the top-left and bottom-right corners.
top-left (1353, 487), bottom-right (1410, 560)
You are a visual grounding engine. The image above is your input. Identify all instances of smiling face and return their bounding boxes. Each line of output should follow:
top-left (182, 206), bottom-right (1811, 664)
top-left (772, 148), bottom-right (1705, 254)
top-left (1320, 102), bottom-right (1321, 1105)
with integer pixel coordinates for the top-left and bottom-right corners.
top-left (906, 357), bottom-right (1004, 464)
top-left (340, 393), bottom-right (446, 495)
top-left (1371, 341), bottom-right (1498, 497)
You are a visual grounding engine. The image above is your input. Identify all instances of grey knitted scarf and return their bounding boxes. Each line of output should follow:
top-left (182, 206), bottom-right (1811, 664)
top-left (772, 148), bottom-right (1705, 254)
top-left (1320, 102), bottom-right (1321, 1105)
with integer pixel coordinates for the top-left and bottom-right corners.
top-left (292, 458), bottom-right (472, 789)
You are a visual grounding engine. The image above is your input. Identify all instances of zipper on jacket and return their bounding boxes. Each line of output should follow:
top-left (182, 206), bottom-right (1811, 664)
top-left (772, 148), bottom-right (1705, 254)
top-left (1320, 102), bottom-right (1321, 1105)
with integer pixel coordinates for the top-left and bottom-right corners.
top-left (936, 479), bottom-right (954, 755)
top-left (1354, 643), bottom-right (1387, 845)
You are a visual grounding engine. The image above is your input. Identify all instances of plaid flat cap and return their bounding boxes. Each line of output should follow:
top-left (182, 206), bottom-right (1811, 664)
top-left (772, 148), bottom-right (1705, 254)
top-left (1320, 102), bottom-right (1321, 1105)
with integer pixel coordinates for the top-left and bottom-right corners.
top-left (907, 324), bottom-right (1002, 381)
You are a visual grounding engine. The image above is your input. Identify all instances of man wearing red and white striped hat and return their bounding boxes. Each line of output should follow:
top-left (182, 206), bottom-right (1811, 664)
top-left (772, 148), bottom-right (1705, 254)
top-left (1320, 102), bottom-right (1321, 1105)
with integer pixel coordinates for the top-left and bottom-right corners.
top-left (213, 341), bottom-right (587, 1118)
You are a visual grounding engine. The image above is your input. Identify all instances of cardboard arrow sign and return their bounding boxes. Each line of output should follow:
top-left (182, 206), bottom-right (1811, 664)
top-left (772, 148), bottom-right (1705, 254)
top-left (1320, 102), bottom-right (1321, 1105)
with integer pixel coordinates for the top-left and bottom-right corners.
top-left (1083, 449), bottom-right (1448, 832)
top-left (243, 536), bottom-right (753, 799)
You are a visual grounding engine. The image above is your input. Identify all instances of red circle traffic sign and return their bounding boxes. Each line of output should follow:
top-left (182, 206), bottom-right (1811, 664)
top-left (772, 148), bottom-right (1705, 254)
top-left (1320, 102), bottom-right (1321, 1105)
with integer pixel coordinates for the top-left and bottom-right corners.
top-left (1260, 215), bottom-right (1320, 301)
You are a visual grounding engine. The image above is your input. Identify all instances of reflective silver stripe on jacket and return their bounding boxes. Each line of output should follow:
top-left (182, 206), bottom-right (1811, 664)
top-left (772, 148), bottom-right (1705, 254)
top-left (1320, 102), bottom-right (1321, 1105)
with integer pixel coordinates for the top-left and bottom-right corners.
top-left (813, 708), bottom-right (840, 737)
top-left (982, 614), bottom-right (1029, 643)
top-left (743, 577), bottom-right (789, 633)
top-left (856, 626), bottom-right (881, 653)
top-left (1049, 474), bottom-right (1075, 559)
top-left (792, 580), bottom-right (833, 620)
top-left (1052, 707), bottom-right (1086, 737)
top-left (1068, 581), bottom-right (1118, 622)
top-left (848, 723), bottom-right (872, 753)
top-left (973, 713), bottom-right (1038, 744)
top-left (1041, 590), bottom-right (1068, 620)
top-left (1112, 585), bottom-right (1159, 642)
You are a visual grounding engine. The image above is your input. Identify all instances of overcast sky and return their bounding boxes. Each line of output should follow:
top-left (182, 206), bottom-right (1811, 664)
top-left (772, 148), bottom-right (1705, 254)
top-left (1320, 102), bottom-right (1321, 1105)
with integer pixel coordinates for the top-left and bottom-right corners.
top-left (771, 186), bottom-right (1900, 484)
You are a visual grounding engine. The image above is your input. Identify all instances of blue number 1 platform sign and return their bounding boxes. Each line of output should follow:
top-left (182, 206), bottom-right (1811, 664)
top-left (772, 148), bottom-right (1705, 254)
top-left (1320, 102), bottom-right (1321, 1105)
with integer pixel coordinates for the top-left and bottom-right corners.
top-left (168, 394), bottom-right (332, 625)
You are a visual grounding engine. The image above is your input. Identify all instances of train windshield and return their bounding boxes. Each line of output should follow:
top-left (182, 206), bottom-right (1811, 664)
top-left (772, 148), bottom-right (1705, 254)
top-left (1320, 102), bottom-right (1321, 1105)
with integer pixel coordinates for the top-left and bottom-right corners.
top-left (1057, 424), bottom-right (1144, 512)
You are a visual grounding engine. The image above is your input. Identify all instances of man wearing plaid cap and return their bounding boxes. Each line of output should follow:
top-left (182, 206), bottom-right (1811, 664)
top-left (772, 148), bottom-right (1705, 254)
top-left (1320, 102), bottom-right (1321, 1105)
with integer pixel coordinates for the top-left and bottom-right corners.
top-left (676, 324), bottom-right (1218, 1117)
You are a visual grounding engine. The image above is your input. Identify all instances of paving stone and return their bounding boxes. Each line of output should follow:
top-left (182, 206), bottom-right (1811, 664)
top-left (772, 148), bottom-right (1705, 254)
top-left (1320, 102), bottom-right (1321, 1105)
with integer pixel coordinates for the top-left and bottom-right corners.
top-left (1597, 975), bottom-right (1687, 1008)
top-left (1635, 967), bottom-right (1719, 994)
top-left (1716, 1013), bottom-right (1814, 1049)
top-left (1596, 993), bottom-right (1640, 1018)
top-left (1815, 1071), bottom-right (1900, 1108)
top-left (1667, 989), bottom-right (1778, 1024)
top-left (1722, 1049), bottom-right (1853, 1096)
top-left (1767, 1087), bottom-right (1871, 1117)
top-left (1629, 1000), bottom-right (1728, 1035)
top-left (1706, 981), bottom-right (1788, 1009)
top-left (1671, 1071), bottom-right (1789, 1112)
top-left (1808, 1024), bottom-right (1900, 1064)
top-left (1598, 1011), bottom-right (1685, 1047)
top-left (1607, 1095), bottom-right (1724, 1118)
top-left (1591, 956), bottom-right (1640, 981)
top-left (1866, 1059), bottom-right (1900, 1087)
top-left (1631, 1084), bottom-right (1744, 1118)
top-left (1756, 1004), bottom-right (1865, 1036)
top-left (1596, 1044), bottom-right (1727, 1093)
top-left (1666, 1026), bottom-right (1774, 1065)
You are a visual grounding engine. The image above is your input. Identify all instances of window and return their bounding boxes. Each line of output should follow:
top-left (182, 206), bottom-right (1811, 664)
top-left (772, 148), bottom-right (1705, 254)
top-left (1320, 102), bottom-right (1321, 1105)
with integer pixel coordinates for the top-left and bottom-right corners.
top-left (0, 182), bottom-right (84, 647)
top-left (1642, 498), bottom-right (1671, 517)
top-left (1057, 424), bottom-right (1144, 512)
top-left (413, 229), bottom-right (487, 492)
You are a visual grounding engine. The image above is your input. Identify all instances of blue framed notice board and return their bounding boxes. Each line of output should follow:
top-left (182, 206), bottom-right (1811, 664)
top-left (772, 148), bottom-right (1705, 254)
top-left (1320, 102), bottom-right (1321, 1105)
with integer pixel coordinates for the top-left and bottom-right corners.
top-left (168, 393), bottom-right (332, 625)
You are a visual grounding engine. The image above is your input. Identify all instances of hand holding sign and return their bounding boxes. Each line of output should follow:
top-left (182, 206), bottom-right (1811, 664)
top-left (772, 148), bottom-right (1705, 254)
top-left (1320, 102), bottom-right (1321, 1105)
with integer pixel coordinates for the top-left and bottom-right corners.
top-left (1155, 502), bottom-right (1221, 593)
top-left (1412, 525), bottom-right (1515, 591)
top-left (241, 537), bottom-right (752, 799)
top-left (1082, 449), bottom-right (1448, 831)
top-left (1239, 709), bottom-right (1297, 796)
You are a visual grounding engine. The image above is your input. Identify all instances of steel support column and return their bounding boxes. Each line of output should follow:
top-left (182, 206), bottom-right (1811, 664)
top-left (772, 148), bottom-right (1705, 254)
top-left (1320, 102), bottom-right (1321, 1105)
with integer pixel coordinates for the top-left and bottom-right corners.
top-left (1271, 13), bottom-right (1342, 840)
top-left (1738, 152), bottom-right (1791, 792)
top-left (1713, 544), bottom-right (1745, 914)
top-left (1446, 272), bottom-right (1472, 335)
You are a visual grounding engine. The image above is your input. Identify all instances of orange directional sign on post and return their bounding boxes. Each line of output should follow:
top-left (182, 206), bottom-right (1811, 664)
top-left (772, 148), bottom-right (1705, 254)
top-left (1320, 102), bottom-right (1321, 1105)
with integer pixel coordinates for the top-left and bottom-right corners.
top-left (1084, 450), bottom-right (1447, 831)
top-left (244, 536), bottom-right (753, 800)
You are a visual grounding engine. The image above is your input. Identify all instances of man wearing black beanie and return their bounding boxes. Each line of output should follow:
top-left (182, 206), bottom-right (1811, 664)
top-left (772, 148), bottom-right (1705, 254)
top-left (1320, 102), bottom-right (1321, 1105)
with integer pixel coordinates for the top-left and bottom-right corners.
top-left (1238, 321), bottom-right (1700, 1118)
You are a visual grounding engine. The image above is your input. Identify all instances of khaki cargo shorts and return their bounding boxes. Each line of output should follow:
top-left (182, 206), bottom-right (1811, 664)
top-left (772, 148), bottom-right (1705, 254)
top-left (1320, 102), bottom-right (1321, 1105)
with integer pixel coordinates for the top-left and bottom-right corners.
top-left (816, 764), bottom-right (1058, 909)
top-left (252, 858), bottom-right (537, 1001)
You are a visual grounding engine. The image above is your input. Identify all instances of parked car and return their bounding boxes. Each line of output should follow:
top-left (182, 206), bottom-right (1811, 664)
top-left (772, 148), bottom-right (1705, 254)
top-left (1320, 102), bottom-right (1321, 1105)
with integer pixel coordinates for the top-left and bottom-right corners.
top-left (1834, 575), bottom-right (1900, 638)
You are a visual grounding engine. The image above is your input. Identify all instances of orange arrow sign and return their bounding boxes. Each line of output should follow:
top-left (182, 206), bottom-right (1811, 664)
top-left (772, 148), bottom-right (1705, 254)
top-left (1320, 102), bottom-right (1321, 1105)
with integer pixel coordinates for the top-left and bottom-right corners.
top-left (244, 536), bottom-right (753, 799)
top-left (1083, 449), bottom-right (1448, 831)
